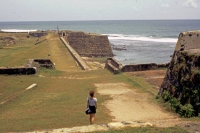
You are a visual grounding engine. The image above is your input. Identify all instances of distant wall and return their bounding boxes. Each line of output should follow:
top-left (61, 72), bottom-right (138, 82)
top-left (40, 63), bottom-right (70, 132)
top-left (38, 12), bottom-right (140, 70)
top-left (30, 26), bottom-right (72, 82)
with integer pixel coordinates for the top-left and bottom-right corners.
top-left (29, 32), bottom-right (47, 37)
top-left (105, 57), bottom-right (169, 73)
top-left (0, 58), bottom-right (56, 75)
top-left (175, 30), bottom-right (200, 51)
top-left (25, 59), bottom-right (55, 68)
top-left (65, 31), bottom-right (113, 57)
top-left (33, 59), bottom-right (54, 68)
top-left (0, 67), bottom-right (37, 75)
top-left (121, 63), bottom-right (158, 72)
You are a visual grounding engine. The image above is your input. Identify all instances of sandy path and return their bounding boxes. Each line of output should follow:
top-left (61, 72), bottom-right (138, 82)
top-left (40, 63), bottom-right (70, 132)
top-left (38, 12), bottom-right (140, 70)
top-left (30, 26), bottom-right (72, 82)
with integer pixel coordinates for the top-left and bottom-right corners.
top-left (95, 83), bottom-right (181, 127)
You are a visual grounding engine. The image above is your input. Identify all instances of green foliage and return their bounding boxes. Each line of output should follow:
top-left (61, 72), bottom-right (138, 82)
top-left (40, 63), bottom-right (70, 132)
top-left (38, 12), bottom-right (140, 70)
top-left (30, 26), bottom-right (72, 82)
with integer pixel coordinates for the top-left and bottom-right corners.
top-left (178, 56), bottom-right (186, 64)
top-left (191, 69), bottom-right (200, 84)
top-left (155, 95), bottom-right (161, 99)
top-left (161, 91), bottom-right (195, 117)
top-left (170, 98), bottom-right (181, 112)
top-left (181, 74), bottom-right (191, 87)
top-left (162, 52), bottom-right (200, 117)
top-left (179, 104), bottom-right (194, 118)
top-left (162, 90), bottom-right (171, 102)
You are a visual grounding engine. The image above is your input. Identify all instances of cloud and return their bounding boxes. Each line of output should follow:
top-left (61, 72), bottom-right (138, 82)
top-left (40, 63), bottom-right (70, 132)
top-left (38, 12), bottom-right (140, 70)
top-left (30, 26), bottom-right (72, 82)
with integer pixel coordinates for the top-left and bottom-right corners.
top-left (161, 3), bottom-right (169, 7)
top-left (183, 0), bottom-right (198, 8)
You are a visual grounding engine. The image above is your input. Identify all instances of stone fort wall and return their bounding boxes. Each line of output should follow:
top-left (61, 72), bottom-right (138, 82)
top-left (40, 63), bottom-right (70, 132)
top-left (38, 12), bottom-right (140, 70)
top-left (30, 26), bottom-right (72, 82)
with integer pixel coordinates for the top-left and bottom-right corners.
top-left (64, 31), bottom-right (113, 57)
top-left (159, 30), bottom-right (200, 116)
top-left (175, 30), bottom-right (200, 51)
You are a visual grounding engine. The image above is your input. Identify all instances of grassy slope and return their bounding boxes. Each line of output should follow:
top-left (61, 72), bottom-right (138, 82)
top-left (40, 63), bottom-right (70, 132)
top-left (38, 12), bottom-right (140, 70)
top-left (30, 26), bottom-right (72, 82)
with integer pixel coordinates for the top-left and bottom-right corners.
top-left (0, 32), bottom-right (118, 132)
top-left (0, 32), bottom-right (189, 132)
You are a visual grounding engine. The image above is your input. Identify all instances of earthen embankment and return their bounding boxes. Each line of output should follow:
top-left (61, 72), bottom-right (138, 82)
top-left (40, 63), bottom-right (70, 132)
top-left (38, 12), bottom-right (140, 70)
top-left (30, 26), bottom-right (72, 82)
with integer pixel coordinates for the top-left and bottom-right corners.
top-left (60, 37), bottom-right (91, 70)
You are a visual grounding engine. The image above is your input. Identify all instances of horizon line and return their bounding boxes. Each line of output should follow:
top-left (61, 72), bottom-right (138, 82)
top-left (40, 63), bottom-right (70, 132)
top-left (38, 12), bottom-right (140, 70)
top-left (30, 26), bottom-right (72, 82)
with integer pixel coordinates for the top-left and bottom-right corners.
top-left (0, 19), bottom-right (200, 23)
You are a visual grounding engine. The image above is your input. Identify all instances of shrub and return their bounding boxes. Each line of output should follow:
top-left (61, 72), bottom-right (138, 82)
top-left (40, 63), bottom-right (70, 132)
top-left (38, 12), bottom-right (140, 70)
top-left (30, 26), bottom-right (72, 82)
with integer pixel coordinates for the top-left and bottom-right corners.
top-left (155, 95), bottom-right (161, 99)
top-left (191, 70), bottom-right (200, 84)
top-left (162, 90), bottom-right (171, 102)
top-left (170, 98), bottom-right (181, 112)
top-left (179, 104), bottom-right (194, 118)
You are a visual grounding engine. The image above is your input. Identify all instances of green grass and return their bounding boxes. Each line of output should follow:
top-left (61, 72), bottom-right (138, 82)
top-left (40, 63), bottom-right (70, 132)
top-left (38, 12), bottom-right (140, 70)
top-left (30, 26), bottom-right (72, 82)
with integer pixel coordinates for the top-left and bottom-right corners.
top-left (1, 71), bottom-right (182, 132)
top-left (0, 72), bottom-right (113, 132)
top-left (0, 69), bottom-right (130, 132)
top-left (0, 34), bottom-right (126, 132)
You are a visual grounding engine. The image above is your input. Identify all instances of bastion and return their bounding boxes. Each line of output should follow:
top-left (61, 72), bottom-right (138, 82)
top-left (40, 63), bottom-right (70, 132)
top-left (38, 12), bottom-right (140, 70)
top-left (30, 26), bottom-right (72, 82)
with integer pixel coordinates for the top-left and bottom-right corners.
top-left (62, 31), bottom-right (113, 57)
top-left (159, 30), bottom-right (200, 117)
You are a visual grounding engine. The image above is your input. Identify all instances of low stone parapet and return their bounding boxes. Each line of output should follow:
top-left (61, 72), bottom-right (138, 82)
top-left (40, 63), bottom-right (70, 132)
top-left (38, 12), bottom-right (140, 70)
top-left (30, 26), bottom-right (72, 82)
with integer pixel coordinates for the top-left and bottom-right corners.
top-left (33, 59), bottom-right (55, 68)
top-left (60, 37), bottom-right (91, 70)
top-left (105, 57), bottom-right (169, 73)
top-left (0, 67), bottom-right (37, 75)
top-left (0, 58), bottom-right (55, 75)
top-left (29, 31), bottom-right (47, 37)
top-left (121, 63), bottom-right (158, 72)
top-left (25, 59), bottom-right (55, 68)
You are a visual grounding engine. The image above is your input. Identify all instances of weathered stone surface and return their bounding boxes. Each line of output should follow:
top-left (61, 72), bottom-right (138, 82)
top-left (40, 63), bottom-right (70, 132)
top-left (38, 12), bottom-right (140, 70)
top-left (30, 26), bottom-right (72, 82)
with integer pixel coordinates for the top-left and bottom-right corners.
top-left (65, 31), bottom-right (113, 57)
top-left (105, 58), bottom-right (122, 74)
top-left (0, 58), bottom-right (55, 75)
top-left (0, 67), bottom-right (37, 75)
top-left (105, 57), bottom-right (169, 73)
top-left (159, 30), bottom-right (200, 117)
top-left (121, 63), bottom-right (158, 72)
top-left (175, 30), bottom-right (200, 51)
top-left (33, 59), bottom-right (55, 68)
top-left (25, 59), bottom-right (55, 69)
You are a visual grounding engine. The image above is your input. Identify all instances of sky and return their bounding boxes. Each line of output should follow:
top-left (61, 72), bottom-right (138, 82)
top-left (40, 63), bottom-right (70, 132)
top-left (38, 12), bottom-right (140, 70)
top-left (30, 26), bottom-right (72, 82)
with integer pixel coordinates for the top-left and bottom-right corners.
top-left (0, 0), bottom-right (200, 21)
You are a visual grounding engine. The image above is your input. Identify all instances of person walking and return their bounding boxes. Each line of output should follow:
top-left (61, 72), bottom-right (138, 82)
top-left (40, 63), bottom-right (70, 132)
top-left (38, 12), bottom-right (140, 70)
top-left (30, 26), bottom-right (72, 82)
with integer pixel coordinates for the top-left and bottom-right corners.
top-left (87, 91), bottom-right (97, 124)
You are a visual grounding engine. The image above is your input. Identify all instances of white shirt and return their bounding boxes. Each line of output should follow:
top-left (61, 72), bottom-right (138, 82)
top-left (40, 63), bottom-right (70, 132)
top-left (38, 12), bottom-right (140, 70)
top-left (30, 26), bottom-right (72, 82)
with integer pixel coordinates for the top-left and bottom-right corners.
top-left (87, 97), bottom-right (97, 106)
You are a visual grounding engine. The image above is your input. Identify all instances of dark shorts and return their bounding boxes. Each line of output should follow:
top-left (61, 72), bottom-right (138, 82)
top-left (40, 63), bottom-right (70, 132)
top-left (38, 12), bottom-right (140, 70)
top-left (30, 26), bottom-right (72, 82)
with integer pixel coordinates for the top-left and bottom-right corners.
top-left (89, 106), bottom-right (96, 114)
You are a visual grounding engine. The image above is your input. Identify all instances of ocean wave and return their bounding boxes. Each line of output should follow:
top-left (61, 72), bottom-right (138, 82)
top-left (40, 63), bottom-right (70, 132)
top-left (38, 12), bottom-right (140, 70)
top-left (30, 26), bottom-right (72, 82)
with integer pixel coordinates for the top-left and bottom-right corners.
top-left (105, 34), bottom-right (178, 43)
top-left (1, 29), bottom-right (38, 33)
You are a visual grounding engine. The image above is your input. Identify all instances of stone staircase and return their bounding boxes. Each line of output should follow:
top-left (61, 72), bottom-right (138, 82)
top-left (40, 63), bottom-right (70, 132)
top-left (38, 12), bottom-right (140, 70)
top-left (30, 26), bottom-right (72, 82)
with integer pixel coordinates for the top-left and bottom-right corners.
top-left (105, 57), bottom-right (122, 74)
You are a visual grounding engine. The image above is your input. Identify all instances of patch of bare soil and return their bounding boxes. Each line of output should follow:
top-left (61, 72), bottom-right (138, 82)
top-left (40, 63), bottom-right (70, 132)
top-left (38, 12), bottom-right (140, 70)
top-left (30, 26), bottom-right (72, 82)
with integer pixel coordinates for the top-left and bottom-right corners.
top-left (82, 57), bottom-right (105, 70)
top-left (95, 70), bottom-right (200, 132)
top-left (95, 83), bottom-right (182, 127)
top-left (127, 69), bottom-right (166, 91)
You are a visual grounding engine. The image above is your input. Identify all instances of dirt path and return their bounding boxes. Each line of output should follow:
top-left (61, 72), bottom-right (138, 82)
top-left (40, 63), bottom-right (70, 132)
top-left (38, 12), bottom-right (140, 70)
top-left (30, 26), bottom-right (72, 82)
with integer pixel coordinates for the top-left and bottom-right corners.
top-left (95, 83), bottom-right (182, 127)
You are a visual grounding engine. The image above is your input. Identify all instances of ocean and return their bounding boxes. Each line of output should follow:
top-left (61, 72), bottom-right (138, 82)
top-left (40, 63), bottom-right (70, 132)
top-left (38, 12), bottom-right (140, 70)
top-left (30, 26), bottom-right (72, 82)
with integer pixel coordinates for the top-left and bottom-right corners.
top-left (1, 20), bottom-right (200, 65)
